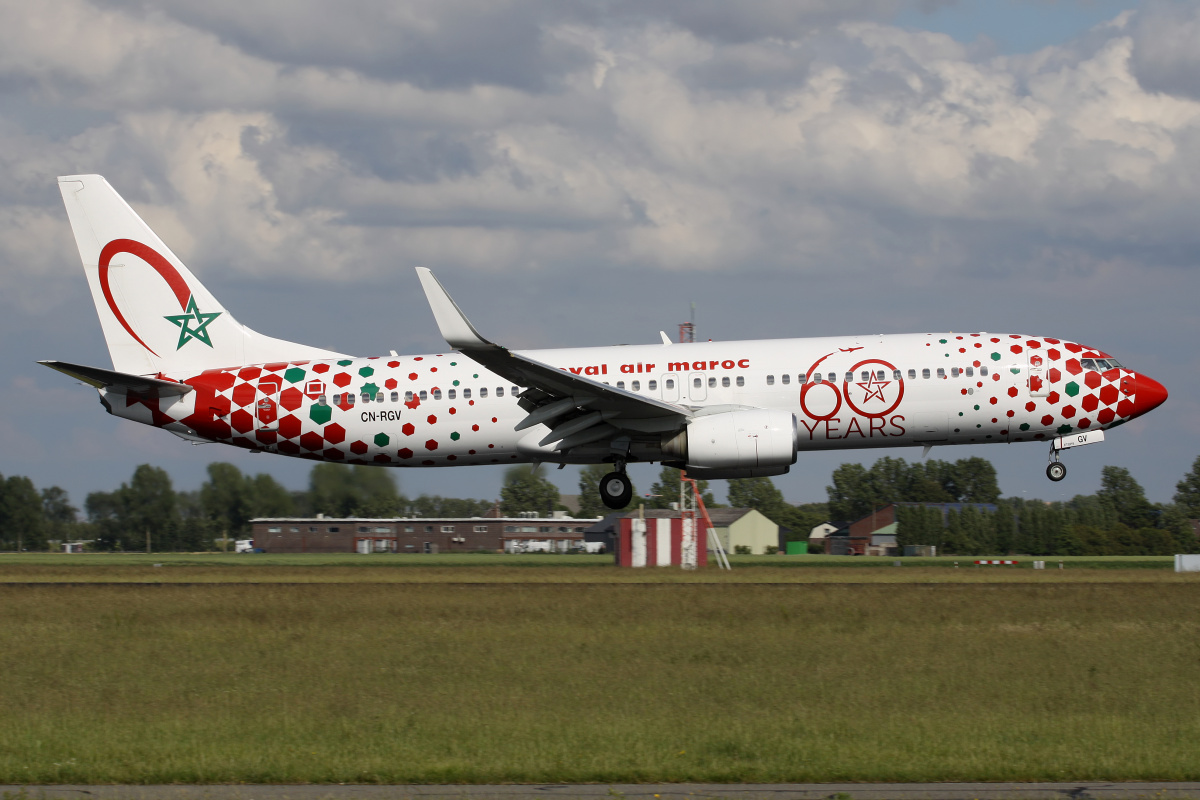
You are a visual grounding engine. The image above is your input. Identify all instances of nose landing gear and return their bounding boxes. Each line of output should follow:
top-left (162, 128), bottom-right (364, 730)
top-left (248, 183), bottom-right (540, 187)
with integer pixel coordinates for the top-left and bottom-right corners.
top-left (1046, 459), bottom-right (1066, 482)
top-left (1045, 429), bottom-right (1105, 482)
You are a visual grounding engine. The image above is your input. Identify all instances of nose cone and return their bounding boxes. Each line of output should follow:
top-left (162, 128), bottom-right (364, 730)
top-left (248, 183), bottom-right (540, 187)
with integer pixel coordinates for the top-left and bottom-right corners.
top-left (1132, 375), bottom-right (1168, 418)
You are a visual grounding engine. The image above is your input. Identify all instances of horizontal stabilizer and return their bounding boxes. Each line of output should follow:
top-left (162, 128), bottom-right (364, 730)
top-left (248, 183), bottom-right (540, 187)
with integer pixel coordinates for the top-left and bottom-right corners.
top-left (39, 360), bottom-right (193, 397)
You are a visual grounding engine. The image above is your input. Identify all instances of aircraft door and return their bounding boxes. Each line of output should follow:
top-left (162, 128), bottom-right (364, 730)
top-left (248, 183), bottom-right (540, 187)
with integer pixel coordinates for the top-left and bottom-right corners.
top-left (689, 372), bottom-right (707, 401)
top-left (256, 379), bottom-right (280, 429)
top-left (662, 373), bottom-right (680, 402)
top-left (1028, 354), bottom-right (1048, 397)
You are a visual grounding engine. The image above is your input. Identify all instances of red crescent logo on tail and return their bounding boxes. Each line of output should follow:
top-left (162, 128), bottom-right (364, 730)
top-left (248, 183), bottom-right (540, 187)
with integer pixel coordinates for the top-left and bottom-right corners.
top-left (98, 239), bottom-right (191, 357)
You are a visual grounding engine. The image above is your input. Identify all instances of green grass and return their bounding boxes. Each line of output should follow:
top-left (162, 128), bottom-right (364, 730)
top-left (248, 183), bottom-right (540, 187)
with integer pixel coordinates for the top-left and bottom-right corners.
top-left (0, 581), bottom-right (1198, 783)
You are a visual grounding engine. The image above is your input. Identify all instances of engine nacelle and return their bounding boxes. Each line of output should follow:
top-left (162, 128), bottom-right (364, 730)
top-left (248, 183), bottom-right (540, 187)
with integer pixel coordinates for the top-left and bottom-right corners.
top-left (661, 409), bottom-right (797, 471)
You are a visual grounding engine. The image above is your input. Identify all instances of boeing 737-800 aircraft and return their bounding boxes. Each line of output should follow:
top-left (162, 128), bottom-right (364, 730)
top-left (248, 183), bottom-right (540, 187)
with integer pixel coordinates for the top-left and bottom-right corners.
top-left (42, 175), bottom-right (1168, 509)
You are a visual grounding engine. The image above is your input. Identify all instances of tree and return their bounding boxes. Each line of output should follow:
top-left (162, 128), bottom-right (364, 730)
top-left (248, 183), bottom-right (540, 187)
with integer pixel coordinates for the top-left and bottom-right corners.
top-left (309, 464), bottom-right (404, 517)
top-left (123, 465), bottom-right (179, 552)
top-left (1098, 466), bottom-right (1156, 530)
top-left (41, 486), bottom-right (78, 546)
top-left (0, 476), bottom-right (46, 551)
top-left (499, 465), bottom-right (561, 516)
top-left (577, 464), bottom-right (635, 517)
top-left (727, 476), bottom-right (788, 522)
top-left (201, 463), bottom-right (253, 537)
top-left (407, 495), bottom-right (493, 518)
top-left (949, 457), bottom-right (1001, 503)
top-left (646, 466), bottom-right (714, 509)
top-left (1174, 456), bottom-right (1200, 518)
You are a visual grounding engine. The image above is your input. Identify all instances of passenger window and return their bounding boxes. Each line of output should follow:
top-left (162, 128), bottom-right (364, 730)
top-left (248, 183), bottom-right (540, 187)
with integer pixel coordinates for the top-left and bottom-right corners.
top-left (893, 370), bottom-right (901, 381)
top-left (318, 395), bottom-right (327, 406)
top-left (361, 392), bottom-right (371, 403)
top-left (766, 375), bottom-right (775, 386)
top-left (463, 388), bottom-right (472, 399)
top-left (951, 368), bottom-right (960, 378)
top-left (937, 368), bottom-right (946, 378)
top-left (631, 380), bottom-right (640, 391)
top-left (693, 378), bottom-right (701, 388)
top-left (736, 376), bottom-right (744, 387)
top-left (980, 366), bottom-right (989, 376)
top-left (347, 393), bottom-right (355, 405)
top-left (448, 389), bottom-right (456, 400)
top-left (708, 377), bottom-right (717, 388)
top-left (799, 374), bottom-right (807, 384)
top-left (405, 391), bottom-right (414, 402)
top-left (665, 379), bottom-right (675, 389)
top-left (844, 372), bottom-right (853, 383)
top-left (496, 387), bottom-right (504, 397)
top-left (617, 381), bottom-right (626, 390)
top-left (390, 392), bottom-right (398, 402)
top-left (721, 377), bottom-right (730, 388)
top-left (876, 370), bottom-right (885, 381)
top-left (965, 367), bottom-right (973, 377)
top-left (908, 369), bottom-right (916, 380)
top-left (480, 388), bottom-right (488, 398)
top-left (648, 380), bottom-right (657, 391)
top-left (781, 374), bottom-right (790, 385)
top-left (861, 371), bottom-right (870, 381)
top-left (376, 393), bottom-right (384, 402)
top-left (419, 390), bottom-right (428, 401)
top-left (512, 386), bottom-right (519, 395)
top-left (922, 368), bottom-right (931, 379)
top-left (432, 389), bottom-right (442, 400)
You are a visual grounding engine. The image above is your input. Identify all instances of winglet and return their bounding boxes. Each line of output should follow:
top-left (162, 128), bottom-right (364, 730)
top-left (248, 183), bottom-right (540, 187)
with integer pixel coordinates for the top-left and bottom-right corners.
top-left (415, 267), bottom-right (494, 350)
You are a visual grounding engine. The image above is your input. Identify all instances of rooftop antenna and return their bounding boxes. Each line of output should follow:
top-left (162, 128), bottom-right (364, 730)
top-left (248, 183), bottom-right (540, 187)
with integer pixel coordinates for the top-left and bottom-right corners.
top-left (678, 302), bottom-right (695, 343)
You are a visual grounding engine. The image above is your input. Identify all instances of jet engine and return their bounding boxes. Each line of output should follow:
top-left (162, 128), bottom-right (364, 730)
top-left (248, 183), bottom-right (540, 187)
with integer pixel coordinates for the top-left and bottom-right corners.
top-left (661, 409), bottom-right (797, 478)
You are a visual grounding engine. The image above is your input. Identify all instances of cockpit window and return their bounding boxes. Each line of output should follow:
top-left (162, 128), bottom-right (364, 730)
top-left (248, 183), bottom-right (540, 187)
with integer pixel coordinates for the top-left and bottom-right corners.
top-left (1082, 358), bottom-right (1123, 372)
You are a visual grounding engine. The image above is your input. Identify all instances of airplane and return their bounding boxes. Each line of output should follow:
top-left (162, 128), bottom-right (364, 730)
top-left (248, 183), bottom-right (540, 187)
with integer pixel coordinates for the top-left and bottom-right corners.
top-left (42, 175), bottom-right (1168, 510)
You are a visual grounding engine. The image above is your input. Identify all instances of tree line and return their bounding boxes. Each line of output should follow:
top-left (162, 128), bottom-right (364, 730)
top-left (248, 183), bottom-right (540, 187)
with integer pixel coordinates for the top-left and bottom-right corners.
top-left (2, 455), bottom-right (1198, 554)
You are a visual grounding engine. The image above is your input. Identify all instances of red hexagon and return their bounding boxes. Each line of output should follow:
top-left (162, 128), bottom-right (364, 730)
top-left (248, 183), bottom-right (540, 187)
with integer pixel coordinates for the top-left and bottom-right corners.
top-left (232, 382), bottom-right (256, 408)
top-left (427, 414), bottom-right (437, 425)
top-left (312, 363), bottom-right (330, 374)
top-left (197, 370), bottom-right (236, 392)
top-left (402, 422), bottom-right (415, 436)
top-left (1047, 348), bottom-right (1061, 361)
top-left (1047, 391), bottom-right (1060, 405)
top-left (278, 414), bottom-right (302, 439)
top-left (278, 440), bottom-right (301, 455)
top-left (300, 431), bottom-right (324, 451)
top-left (1062, 405), bottom-right (1076, 419)
top-left (1099, 384), bottom-right (1119, 406)
top-left (1010, 344), bottom-right (1023, 354)
top-left (1084, 371), bottom-right (1102, 389)
top-left (255, 429), bottom-right (277, 446)
top-left (238, 367), bottom-right (262, 381)
top-left (1078, 418), bottom-right (1091, 429)
top-left (1006, 410), bottom-right (1015, 417)
top-left (1041, 415), bottom-right (1055, 426)
top-left (385, 378), bottom-right (397, 390)
top-left (1066, 359), bottom-right (1082, 375)
top-left (425, 439), bottom-right (438, 451)
top-left (324, 423), bottom-right (346, 444)
top-left (350, 440), bottom-right (368, 455)
top-left (280, 387), bottom-right (304, 412)
top-left (1065, 342), bottom-right (1083, 353)
top-left (1081, 394), bottom-right (1099, 413)
top-left (1025, 402), bottom-right (1036, 412)
top-left (324, 448), bottom-right (345, 460)
top-left (397, 448), bottom-right (413, 459)
top-left (387, 361), bottom-right (400, 368)
top-left (1007, 386), bottom-right (1019, 398)
top-left (1117, 399), bottom-right (1135, 417)
top-left (1097, 408), bottom-right (1115, 424)
top-left (231, 409), bottom-right (254, 433)
top-left (409, 373), bottom-right (419, 380)
top-left (374, 454), bottom-right (392, 464)
top-left (1047, 368), bottom-right (1061, 383)
top-left (989, 397), bottom-right (998, 405)
top-left (333, 372), bottom-right (351, 388)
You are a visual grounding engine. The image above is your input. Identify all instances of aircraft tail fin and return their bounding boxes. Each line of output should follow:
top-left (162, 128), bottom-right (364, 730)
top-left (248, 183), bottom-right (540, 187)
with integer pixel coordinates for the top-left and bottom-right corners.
top-left (56, 175), bottom-right (343, 376)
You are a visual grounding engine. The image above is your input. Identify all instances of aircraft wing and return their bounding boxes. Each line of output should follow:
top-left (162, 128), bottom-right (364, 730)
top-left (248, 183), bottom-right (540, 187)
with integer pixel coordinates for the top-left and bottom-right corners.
top-left (416, 268), bottom-right (687, 450)
top-left (39, 360), bottom-right (194, 398)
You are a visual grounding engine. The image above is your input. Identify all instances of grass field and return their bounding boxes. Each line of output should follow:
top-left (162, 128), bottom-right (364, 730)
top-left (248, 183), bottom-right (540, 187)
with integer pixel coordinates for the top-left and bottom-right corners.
top-left (0, 556), bottom-right (1197, 784)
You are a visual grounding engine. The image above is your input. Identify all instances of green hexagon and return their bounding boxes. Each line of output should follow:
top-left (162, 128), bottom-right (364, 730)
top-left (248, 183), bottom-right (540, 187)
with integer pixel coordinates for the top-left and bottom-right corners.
top-left (374, 432), bottom-right (390, 447)
top-left (991, 352), bottom-right (1001, 361)
top-left (958, 412), bottom-right (964, 416)
top-left (359, 366), bottom-right (375, 378)
top-left (1019, 423), bottom-right (1030, 431)
top-left (973, 405), bottom-right (980, 411)
top-left (1057, 424), bottom-right (1073, 434)
top-left (1065, 381), bottom-right (1080, 397)
top-left (309, 403), bottom-right (332, 425)
top-left (361, 382), bottom-right (379, 397)
top-left (450, 431), bottom-right (460, 441)
top-left (1010, 366), bottom-right (1021, 374)
top-left (452, 380), bottom-right (460, 386)
top-left (450, 361), bottom-right (458, 366)
top-left (939, 339), bottom-right (947, 344)
top-left (284, 367), bottom-right (306, 384)
top-left (337, 359), bottom-right (353, 367)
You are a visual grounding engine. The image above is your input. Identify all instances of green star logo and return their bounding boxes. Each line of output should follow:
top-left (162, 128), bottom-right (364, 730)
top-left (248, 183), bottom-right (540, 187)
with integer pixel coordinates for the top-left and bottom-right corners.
top-left (164, 296), bottom-right (222, 350)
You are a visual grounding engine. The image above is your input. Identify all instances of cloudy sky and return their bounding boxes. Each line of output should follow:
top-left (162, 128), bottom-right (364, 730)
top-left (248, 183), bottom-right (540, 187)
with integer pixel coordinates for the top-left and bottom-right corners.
top-left (4, 0), bottom-right (1198, 512)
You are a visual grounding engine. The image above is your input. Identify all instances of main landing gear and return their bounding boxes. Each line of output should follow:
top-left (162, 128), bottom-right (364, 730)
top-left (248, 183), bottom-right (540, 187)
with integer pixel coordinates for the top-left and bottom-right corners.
top-left (599, 469), bottom-right (633, 509)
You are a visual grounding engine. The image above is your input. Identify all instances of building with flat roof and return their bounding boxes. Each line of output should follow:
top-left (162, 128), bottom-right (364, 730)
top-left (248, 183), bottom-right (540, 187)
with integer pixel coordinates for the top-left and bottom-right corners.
top-left (250, 514), bottom-right (600, 554)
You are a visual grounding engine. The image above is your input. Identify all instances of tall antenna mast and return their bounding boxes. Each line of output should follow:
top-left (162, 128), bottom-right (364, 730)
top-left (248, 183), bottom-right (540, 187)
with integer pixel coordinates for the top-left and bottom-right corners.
top-left (678, 302), bottom-right (695, 343)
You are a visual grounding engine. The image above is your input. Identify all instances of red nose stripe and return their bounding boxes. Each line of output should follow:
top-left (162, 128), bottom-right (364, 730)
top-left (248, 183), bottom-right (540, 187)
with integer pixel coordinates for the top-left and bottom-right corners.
top-left (1132, 375), bottom-right (1168, 417)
